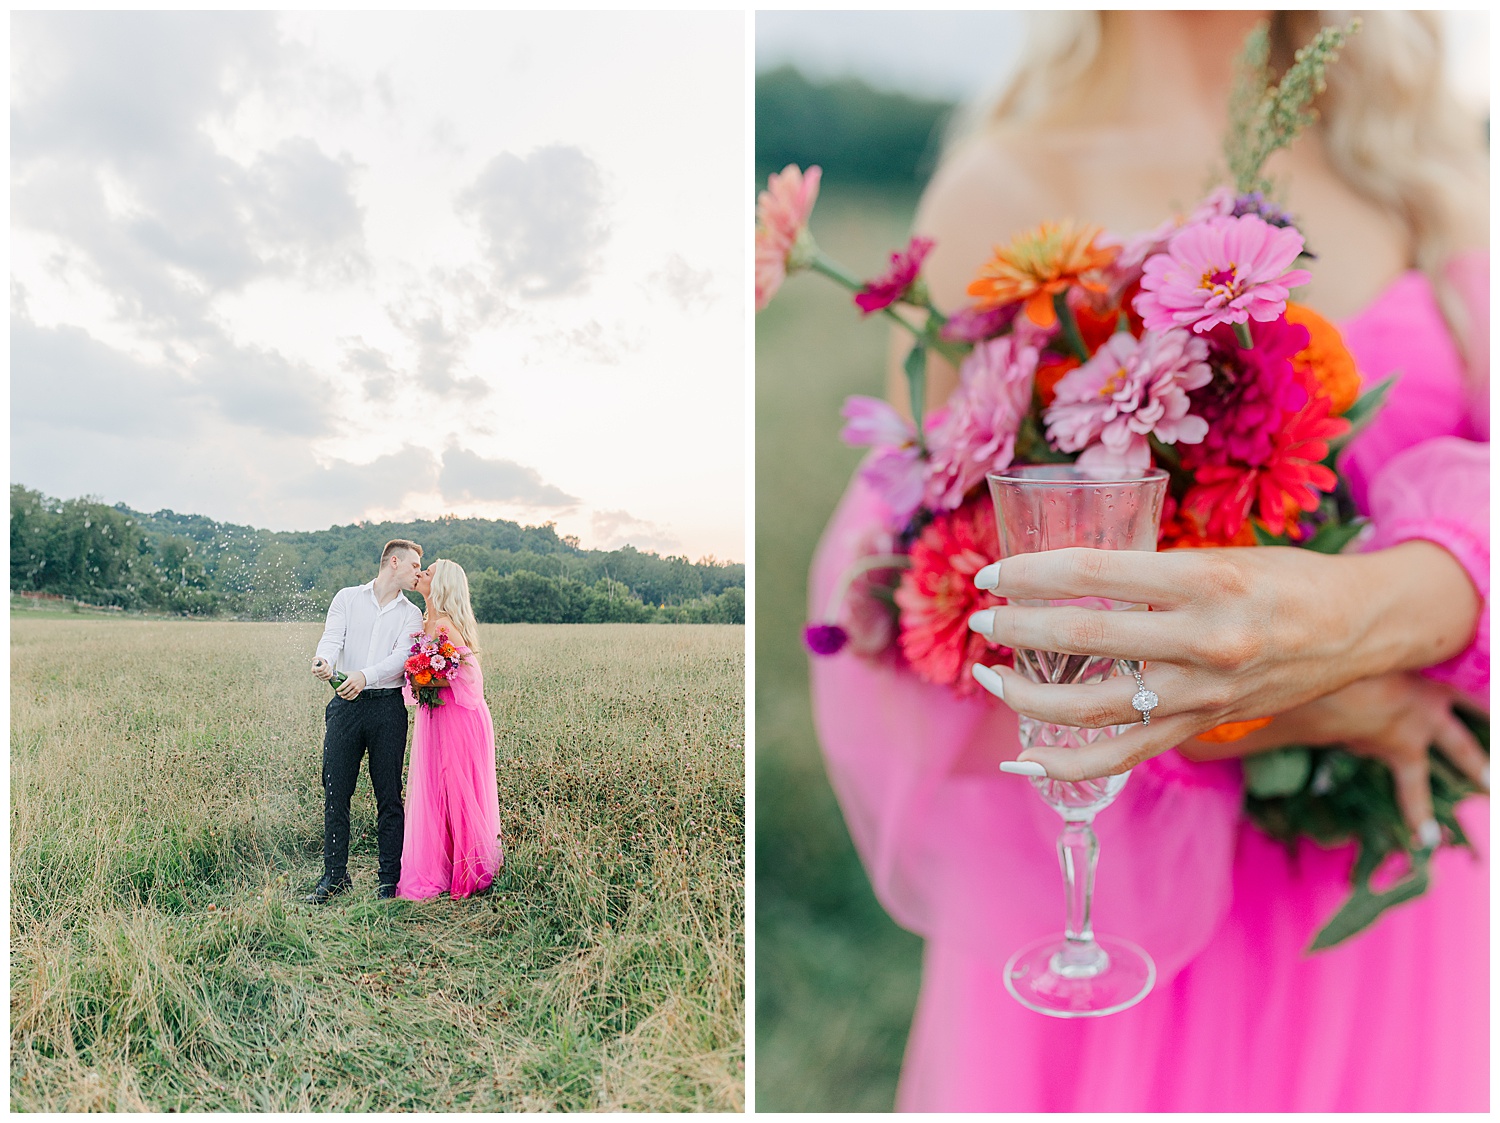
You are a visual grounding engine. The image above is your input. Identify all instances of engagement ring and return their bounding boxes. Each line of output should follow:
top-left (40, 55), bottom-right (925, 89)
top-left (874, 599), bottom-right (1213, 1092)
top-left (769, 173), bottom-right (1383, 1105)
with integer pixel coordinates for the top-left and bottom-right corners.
top-left (1128, 665), bottom-right (1159, 726)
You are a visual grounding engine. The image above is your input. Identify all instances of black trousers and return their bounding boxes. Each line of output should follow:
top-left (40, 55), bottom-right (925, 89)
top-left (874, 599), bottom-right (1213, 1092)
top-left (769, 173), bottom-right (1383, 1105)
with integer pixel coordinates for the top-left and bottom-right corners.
top-left (322, 692), bottom-right (408, 886)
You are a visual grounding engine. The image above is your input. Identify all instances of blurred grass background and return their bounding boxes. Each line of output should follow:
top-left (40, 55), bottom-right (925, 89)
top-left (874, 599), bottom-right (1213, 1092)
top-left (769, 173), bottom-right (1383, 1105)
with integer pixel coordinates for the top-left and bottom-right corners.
top-left (755, 65), bottom-right (953, 1112)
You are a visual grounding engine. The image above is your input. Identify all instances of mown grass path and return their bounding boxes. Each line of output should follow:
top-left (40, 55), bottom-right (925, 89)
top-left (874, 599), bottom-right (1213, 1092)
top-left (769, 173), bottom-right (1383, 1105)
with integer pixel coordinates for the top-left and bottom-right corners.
top-left (12, 618), bottom-right (744, 1111)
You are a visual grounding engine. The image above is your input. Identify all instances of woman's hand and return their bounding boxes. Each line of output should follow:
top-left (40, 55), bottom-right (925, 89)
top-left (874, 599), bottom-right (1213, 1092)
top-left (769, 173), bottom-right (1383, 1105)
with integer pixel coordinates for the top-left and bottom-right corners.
top-left (966, 540), bottom-right (1481, 781)
top-left (1183, 671), bottom-right (1489, 844)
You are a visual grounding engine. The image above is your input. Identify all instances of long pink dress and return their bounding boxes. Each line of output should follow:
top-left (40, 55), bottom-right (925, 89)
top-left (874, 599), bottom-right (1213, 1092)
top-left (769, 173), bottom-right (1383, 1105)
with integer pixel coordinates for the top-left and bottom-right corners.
top-left (808, 259), bottom-right (1489, 1112)
top-left (397, 655), bottom-right (505, 901)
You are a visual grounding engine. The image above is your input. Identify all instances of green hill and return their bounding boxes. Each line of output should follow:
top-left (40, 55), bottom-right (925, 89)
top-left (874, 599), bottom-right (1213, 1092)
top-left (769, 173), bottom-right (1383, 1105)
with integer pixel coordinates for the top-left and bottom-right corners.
top-left (10, 485), bottom-right (743, 624)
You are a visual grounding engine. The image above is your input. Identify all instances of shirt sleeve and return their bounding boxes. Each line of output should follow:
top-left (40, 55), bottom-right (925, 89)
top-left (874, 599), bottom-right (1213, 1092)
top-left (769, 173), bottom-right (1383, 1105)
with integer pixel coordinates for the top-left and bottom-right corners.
top-left (357, 599), bottom-right (422, 687)
top-left (314, 589), bottom-right (347, 666)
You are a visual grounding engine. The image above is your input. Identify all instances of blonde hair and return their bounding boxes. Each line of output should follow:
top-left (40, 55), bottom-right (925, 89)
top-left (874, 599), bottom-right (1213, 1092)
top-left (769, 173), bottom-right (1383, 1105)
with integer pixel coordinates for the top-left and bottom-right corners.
top-left (961, 11), bottom-right (1486, 354)
top-left (425, 559), bottom-right (481, 655)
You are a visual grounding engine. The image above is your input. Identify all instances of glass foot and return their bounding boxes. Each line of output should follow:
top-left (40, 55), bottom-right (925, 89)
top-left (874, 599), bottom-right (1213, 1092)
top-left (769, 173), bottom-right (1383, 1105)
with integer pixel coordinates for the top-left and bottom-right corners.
top-left (1003, 934), bottom-right (1155, 1018)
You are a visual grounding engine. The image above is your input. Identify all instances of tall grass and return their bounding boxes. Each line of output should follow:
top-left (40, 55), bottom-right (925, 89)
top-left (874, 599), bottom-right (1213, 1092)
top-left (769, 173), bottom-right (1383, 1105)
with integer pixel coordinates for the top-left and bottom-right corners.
top-left (12, 617), bottom-right (744, 1111)
top-left (754, 186), bottom-right (924, 1111)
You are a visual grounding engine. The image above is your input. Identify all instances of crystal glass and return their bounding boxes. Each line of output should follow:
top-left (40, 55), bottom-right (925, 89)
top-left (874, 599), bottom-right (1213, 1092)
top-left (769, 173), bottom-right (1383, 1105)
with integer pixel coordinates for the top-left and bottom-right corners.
top-left (986, 464), bottom-right (1168, 1018)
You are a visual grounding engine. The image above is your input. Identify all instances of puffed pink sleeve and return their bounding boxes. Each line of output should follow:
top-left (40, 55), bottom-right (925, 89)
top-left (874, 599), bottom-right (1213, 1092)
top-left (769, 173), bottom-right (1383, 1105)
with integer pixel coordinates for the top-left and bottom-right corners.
top-left (1339, 260), bottom-right (1489, 699)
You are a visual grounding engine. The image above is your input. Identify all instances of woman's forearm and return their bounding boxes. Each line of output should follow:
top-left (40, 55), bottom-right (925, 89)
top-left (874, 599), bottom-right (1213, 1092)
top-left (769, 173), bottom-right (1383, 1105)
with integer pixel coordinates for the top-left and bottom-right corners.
top-left (1345, 540), bottom-right (1482, 679)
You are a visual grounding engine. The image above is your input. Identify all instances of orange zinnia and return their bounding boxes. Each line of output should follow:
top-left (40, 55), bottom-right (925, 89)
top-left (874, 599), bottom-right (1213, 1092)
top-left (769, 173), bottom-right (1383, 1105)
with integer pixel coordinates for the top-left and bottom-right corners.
top-left (968, 221), bottom-right (1119, 328)
top-left (1285, 302), bottom-right (1361, 414)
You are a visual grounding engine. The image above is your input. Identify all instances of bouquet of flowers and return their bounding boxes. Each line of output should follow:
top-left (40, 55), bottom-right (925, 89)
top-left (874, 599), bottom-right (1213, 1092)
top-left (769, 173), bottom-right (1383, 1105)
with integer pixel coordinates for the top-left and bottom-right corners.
top-left (404, 630), bottom-right (466, 709)
top-left (757, 20), bottom-right (1486, 949)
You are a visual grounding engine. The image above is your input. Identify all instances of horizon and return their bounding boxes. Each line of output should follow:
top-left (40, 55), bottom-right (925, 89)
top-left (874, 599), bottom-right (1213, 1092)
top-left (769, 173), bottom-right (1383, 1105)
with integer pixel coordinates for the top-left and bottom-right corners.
top-left (12, 480), bottom-right (743, 566)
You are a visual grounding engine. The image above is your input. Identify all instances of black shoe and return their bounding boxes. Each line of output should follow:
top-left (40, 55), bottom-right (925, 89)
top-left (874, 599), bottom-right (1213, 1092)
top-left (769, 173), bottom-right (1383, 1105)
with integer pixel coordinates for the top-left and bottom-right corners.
top-left (306, 875), bottom-right (352, 904)
top-left (377, 883), bottom-right (399, 900)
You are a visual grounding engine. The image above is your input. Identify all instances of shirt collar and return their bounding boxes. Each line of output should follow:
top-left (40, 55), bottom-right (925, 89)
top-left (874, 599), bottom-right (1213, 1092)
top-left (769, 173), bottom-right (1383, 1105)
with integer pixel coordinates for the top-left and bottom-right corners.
top-left (363, 580), bottom-right (410, 615)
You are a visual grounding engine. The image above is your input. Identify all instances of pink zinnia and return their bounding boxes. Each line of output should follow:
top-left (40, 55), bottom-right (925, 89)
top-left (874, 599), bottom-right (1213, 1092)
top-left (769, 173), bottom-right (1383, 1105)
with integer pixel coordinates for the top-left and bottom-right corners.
top-left (894, 495), bottom-right (1008, 696)
top-left (856, 236), bottom-right (934, 314)
top-left (755, 164), bottom-right (822, 311)
top-left (1134, 214), bottom-right (1312, 335)
top-left (1044, 330), bottom-right (1212, 472)
top-left (841, 395), bottom-right (927, 526)
top-left (923, 336), bottom-right (1037, 510)
top-left (1116, 187), bottom-right (1236, 274)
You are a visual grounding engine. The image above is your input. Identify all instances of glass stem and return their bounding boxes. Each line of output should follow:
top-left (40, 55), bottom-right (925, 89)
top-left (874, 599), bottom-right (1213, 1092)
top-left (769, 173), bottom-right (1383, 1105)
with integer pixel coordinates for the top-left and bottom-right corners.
top-left (1055, 819), bottom-right (1109, 976)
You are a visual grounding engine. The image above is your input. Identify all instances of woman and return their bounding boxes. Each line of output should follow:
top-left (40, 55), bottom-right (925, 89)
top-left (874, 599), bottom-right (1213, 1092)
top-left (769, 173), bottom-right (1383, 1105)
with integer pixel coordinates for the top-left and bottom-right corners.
top-left (808, 11), bottom-right (1487, 1112)
top-left (397, 559), bottom-right (505, 900)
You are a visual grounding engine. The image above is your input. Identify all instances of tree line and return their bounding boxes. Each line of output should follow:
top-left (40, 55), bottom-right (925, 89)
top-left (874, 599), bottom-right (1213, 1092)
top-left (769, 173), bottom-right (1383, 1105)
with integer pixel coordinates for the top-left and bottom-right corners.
top-left (755, 65), bottom-right (955, 193)
top-left (10, 485), bottom-right (744, 625)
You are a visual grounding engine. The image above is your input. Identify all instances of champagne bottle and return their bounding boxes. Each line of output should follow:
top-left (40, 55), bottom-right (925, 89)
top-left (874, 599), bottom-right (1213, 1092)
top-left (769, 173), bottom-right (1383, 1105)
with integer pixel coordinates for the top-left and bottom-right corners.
top-left (329, 670), bottom-right (348, 690)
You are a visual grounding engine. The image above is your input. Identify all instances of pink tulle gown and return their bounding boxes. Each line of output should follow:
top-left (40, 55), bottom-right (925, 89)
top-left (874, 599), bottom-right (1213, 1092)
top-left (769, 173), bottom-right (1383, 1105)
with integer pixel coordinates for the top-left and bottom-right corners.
top-left (808, 256), bottom-right (1489, 1112)
top-left (397, 655), bottom-right (505, 900)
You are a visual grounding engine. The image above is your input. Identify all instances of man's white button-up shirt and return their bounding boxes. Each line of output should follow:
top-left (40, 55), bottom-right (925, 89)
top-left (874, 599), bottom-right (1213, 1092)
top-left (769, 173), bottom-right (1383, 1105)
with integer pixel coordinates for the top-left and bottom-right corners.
top-left (314, 582), bottom-right (425, 689)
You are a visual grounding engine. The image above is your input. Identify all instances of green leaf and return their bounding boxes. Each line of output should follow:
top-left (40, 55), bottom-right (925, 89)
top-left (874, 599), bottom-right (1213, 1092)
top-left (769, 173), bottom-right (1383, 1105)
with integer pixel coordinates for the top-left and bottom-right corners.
top-left (1328, 374), bottom-right (1398, 457)
top-left (1244, 748), bottom-right (1312, 798)
top-left (1309, 847), bottom-right (1430, 951)
top-left (904, 340), bottom-right (928, 440)
top-left (1302, 517), bottom-right (1366, 555)
top-left (1251, 522), bottom-right (1291, 547)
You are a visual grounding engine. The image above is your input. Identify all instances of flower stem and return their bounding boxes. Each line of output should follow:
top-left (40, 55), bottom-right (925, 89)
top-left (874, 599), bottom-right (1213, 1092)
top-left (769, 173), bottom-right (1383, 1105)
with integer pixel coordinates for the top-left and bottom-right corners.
top-left (1234, 321), bottom-right (1254, 349)
top-left (1052, 293), bottom-right (1090, 363)
top-left (822, 553), bottom-right (912, 623)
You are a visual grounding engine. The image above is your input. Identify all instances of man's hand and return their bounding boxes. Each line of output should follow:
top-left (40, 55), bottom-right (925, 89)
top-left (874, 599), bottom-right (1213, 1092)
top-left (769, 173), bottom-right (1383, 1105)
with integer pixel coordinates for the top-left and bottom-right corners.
top-left (311, 657), bottom-right (334, 681)
top-left (335, 670), bottom-right (367, 700)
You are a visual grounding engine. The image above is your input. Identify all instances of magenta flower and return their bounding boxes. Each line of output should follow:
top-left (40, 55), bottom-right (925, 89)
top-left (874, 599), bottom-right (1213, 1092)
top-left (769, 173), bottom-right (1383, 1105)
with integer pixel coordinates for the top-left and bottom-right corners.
top-left (1184, 316), bottom-right (1312, 469)
top-left (924, 336), bottom-right (1037, 510)
top-left (841, 395), bottom-right (926, 525)
top-left (1045, 330), bottom-right (1212, 472)
top-left (755, 164), bottom-right (822, 311)
top-left (1134, 214), bottom-right (1312, 335)
top-left (856, 237), bottom-right (934, 314)
top-left (940, 303), bottom-right (1018, 343)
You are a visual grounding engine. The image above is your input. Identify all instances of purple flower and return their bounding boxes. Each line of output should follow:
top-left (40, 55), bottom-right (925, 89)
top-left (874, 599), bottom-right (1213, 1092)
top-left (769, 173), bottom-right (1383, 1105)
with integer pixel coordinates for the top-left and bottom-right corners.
top-left (1135, 214), bottom-right (1312, 335)
top-left (1045, 330), bottom-right (1212, 472)
top-left (924, 336), bottom-right (1037, 510)
top-left (841, 395), bottom-right (927, 525)
top-left (803, 623), bottom-right (850, 656)
top-left (1231, 191), bottom-right (1296, 228)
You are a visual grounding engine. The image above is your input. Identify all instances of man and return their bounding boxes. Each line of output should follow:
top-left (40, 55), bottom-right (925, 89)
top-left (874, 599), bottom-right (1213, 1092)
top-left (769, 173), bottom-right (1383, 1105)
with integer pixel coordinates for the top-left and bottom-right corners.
top-left (308, 538), bottom-right (425, 903)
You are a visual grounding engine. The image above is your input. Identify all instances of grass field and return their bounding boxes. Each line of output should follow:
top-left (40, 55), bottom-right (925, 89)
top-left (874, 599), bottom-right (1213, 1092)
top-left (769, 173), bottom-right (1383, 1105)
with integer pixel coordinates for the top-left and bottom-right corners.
top-left (754, 185), bottom-right (925, 1111)
top-left (11, 617), bottom-right (744, 1112)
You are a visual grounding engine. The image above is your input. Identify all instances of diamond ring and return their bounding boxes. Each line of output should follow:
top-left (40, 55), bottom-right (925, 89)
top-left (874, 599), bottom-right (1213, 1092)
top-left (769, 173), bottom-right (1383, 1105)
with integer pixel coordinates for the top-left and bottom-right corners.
top-left (1128, 664), bottom-right (1159, 726)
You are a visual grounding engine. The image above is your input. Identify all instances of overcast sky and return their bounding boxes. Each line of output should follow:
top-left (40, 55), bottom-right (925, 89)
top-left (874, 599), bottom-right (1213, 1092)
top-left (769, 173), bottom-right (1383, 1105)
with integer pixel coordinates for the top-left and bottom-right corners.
top-left (13, 11), bottom-right (745, 562)
top-left (756, 10), bottom-right (1489, 109)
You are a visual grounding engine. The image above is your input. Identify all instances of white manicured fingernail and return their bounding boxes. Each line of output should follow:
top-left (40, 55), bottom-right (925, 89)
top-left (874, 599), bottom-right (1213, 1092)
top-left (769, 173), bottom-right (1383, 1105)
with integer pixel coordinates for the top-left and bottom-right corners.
top-left (1001, 760), bottom-right (1048, 777)
top-left (968, 608), bottom-right (996, 635)
top-left (970, 662), bottom-right (1004, 699)
top-left (1417, 819), bottom-right (1441, 849)
top-left (974, 562), bottom-right (1001, 590)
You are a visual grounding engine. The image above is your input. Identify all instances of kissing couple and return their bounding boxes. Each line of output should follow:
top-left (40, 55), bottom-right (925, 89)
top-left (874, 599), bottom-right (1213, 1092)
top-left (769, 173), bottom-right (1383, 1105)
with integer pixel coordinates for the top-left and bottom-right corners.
top-left (307, 539), bottom-right (504, 903)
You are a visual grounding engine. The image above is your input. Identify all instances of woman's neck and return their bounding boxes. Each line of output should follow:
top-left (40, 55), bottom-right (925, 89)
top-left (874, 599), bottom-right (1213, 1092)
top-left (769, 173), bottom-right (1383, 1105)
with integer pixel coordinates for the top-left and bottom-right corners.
top-left (1055, 10), bottom-right (1269, 135)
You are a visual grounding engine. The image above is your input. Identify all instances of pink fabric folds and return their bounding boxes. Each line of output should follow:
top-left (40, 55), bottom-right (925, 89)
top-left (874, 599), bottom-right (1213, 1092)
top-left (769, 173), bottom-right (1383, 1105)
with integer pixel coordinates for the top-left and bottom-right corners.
top-left (397, 658), bottom-right (505, 901)
top-left (806, 263), bottom-right (1490, 1111)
